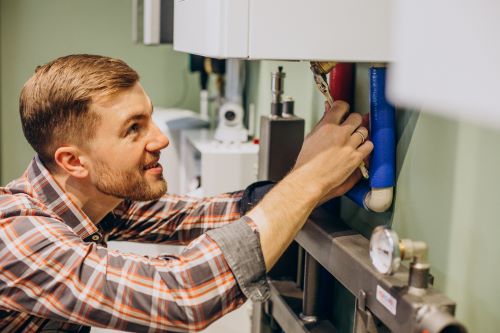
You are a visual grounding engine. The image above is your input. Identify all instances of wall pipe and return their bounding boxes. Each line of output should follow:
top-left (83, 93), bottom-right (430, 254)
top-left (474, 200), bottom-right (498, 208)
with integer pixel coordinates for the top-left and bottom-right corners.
top-left (346, 65), bottom-right (395, 212)
top-left (329, 63), bottom-right (355, 104)
top-left (299, 253), bottom-right (321, 324)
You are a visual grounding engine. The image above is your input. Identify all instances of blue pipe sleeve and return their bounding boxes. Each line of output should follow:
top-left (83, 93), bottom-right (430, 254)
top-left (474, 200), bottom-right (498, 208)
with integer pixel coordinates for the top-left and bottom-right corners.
top-left (345, 66), bottom-right (396, 210)
top-left (345, 180), bottom-right (370, 209)
top-left (369, 67), bottom-right (396, 188)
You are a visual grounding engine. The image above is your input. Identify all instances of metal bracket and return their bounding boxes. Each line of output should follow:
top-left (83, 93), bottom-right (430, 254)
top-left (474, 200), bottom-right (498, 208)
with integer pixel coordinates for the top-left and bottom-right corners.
top-left (353, 290), bottom-right (380, 333)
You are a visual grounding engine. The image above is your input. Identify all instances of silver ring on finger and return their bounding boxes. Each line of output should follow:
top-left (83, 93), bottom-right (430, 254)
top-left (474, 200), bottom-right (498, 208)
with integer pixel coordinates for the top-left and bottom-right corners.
top-left (353, 129), bottom-right (367, 144)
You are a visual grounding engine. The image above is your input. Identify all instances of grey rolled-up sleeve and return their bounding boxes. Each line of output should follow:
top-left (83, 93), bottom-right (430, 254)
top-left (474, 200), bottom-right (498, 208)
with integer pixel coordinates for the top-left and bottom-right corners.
top-left (206, 216), bottom-right (270, 302)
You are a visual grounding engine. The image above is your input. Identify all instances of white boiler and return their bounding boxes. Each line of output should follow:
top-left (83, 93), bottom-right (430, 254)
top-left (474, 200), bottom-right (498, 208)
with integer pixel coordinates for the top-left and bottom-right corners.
top-left (174, 0), bottom-right (394, 62)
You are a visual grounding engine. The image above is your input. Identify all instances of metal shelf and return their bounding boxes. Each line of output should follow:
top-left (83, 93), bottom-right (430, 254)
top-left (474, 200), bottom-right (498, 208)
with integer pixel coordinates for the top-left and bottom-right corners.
top-left (253, 206), bottom-right (465, 333)
top-left (294, 208), bottom-right (457, 332)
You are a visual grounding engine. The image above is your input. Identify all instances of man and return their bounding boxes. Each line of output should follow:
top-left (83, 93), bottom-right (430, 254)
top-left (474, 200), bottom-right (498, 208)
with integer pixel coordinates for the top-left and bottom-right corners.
top-left (0, 54), bottom-right (372, 332)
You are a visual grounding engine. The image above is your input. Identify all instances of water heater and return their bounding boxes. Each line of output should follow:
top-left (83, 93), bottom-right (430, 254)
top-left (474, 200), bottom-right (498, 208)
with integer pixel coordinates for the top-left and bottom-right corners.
top-left (174, 0), bottom-right (393, 62)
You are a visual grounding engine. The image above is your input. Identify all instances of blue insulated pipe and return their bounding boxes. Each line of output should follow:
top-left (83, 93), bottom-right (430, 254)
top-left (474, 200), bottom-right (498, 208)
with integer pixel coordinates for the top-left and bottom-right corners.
top-left (346, 180), bottom-right (370, 209)
top-left (345, 66), bottom-right (395, 212)
top-left (369, 66), bottom-right (396, 189)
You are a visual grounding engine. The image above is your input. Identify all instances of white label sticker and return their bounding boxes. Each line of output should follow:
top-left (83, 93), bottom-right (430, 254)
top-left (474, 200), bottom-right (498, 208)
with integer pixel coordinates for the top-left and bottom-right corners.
top-left (376, 285), bottom-right (397, 315)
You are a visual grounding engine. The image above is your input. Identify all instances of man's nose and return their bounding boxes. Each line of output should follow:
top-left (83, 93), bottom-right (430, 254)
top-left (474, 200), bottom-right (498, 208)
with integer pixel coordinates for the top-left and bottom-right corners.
top-left (146, 124), bottom-right (169, 152)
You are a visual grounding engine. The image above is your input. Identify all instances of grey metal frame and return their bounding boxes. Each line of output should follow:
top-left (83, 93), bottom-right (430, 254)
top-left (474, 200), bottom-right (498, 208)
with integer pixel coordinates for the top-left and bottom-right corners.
top-left (253, 207), bottom-right (467, 333)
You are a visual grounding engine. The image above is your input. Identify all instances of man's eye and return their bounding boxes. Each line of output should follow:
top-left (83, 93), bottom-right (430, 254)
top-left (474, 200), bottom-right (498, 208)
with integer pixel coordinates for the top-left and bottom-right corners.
top-left (127, 123), bottom-right (140, 135)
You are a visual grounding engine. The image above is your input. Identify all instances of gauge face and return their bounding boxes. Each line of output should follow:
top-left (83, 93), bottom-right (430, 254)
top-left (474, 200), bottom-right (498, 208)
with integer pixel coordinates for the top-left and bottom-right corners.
top-left (369, 226), bottom-right (401, 275)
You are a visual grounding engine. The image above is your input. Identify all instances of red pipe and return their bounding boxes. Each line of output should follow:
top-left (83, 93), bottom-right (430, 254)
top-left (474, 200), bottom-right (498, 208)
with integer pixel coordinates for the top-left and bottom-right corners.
top-left (329, 63), bottom-right (355, 105)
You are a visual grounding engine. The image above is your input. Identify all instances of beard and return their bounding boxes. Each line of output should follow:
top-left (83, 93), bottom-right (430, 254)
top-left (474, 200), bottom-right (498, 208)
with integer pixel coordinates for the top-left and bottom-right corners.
top-left (92, 159), bottom-right (167, 201)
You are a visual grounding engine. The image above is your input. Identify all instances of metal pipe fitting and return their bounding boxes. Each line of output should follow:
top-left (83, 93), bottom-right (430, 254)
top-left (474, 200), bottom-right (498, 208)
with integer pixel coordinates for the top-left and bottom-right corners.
top-left (300, 253), bottom-right (320, 325)
top-left (271, 66), bottom-right (286, 116)
top-left (282, 96), bottom-right (295, 117)
top-left (417, 306), bottom-right (468, 333)
top-left (296, 246), bottom-right (305, 289)
top-left (401, 238), bottom-right (431, 295)
top-left (309, 61), bottom-right (336, 75)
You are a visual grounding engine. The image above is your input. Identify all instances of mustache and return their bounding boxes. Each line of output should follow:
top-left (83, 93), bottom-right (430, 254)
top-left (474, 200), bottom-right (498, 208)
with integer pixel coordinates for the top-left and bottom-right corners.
top-left (142, 152), bottom-right (161, 168)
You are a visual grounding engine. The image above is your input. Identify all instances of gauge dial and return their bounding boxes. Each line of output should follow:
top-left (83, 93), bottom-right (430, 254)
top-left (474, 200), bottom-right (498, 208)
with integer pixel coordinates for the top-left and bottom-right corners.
top-left (369, 226), bottom-right (401, 275)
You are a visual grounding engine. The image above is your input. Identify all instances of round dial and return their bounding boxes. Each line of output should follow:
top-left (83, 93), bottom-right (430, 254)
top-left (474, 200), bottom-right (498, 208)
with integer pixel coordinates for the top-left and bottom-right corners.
top-left (369, 226), bottom-right (401, 275)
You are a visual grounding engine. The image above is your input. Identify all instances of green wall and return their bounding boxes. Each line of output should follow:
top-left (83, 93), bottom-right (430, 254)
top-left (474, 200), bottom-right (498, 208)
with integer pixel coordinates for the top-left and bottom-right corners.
top-left (393, 113), bottom-right (500, 332)
top-left (0, 0), bottom-right (199, 184)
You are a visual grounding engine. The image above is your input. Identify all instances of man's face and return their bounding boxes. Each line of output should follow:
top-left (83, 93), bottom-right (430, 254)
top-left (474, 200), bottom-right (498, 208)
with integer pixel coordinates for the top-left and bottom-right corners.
top-left (84, 82), bottom-right (169, 201)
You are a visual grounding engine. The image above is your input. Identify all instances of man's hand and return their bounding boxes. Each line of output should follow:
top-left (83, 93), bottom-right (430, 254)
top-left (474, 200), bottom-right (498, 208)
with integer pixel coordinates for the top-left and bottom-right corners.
top-left (248, 101), bottom-right (373, 271)
top-left (293, 101), bottom-right (373, 201)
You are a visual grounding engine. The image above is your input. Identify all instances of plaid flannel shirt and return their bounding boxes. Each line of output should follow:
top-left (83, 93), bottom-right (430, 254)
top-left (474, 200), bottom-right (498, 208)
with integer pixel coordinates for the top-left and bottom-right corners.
top-left (0, 156), bottom-right (269, 332)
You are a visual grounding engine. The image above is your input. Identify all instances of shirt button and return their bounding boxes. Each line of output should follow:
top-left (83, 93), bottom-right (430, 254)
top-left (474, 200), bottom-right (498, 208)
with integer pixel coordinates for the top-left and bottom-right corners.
top-left (91, 234), bottom-right (101, 241)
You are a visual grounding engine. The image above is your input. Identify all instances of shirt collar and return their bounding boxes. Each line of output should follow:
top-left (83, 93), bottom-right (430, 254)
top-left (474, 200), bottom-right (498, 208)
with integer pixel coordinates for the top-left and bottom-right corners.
top-left (26, 155), bottom-right (99, 240)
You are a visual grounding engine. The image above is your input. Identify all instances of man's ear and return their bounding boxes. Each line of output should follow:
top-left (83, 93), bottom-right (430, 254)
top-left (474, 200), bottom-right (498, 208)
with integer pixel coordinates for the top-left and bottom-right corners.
top-left (53, 146), bottom-right (89, 178)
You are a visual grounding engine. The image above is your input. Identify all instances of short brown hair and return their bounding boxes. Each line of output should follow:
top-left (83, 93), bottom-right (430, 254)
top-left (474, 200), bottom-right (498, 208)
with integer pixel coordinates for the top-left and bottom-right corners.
top-left (20, 54), bottom-right (139, 166)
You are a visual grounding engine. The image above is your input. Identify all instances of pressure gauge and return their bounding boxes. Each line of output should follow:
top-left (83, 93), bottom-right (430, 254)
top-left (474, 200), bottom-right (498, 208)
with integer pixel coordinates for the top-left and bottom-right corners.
top-left (369, 226), bottom-right (401, 275)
